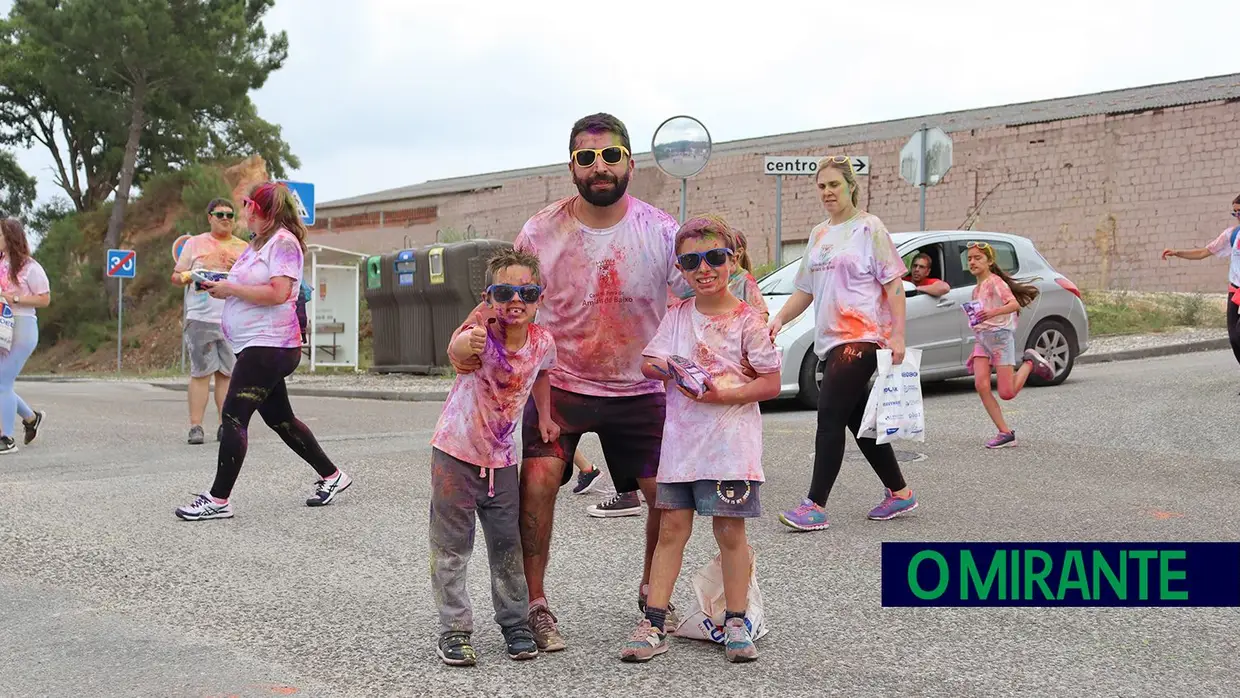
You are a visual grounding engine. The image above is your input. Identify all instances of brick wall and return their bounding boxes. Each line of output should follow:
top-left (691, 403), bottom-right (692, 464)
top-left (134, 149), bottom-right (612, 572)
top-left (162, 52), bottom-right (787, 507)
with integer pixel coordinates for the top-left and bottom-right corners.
top-left (310, 99), bottom-right (1240, 293)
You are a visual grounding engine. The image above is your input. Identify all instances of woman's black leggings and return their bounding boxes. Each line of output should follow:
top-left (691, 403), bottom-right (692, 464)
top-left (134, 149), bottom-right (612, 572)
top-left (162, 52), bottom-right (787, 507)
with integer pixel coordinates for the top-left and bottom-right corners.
top-left (808, 342), bottom-right (907, 506)
top-left (1228, 298), bottom-right (1240, 367)
top-left (210, 346), bottom-right (337, 500)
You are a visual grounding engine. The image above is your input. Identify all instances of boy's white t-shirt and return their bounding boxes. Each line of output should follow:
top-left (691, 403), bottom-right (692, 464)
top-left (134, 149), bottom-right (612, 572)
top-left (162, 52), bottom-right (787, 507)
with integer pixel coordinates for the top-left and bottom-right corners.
top-left (793, 212), bottom-right (907, 360)
top-left (221, 230), bottom-right (303, 353)
top-left (432, 323), bottom-right (557, 470)
top-left (641, 298), bottom-right (782, 484)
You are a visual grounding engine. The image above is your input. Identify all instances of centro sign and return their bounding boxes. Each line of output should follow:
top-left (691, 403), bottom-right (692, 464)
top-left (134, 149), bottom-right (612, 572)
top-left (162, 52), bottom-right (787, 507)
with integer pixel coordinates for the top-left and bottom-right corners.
top-left (763, 155), bottom-right (869, 176)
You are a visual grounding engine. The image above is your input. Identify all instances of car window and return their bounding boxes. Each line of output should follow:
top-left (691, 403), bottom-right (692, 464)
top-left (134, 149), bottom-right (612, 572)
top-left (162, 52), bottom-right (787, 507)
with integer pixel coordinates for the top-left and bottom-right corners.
top-left (757, 258), bottom-right (801, 295)
top-left (952, 239), bottom-right (1019, 286)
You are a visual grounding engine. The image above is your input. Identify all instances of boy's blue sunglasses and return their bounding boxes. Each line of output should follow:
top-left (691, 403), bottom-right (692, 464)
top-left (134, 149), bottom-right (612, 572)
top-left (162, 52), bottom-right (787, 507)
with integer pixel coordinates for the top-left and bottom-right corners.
top-left (677, 248), bottom-right (733, 271)
top-left (487, 283), bottom-right (543, 303)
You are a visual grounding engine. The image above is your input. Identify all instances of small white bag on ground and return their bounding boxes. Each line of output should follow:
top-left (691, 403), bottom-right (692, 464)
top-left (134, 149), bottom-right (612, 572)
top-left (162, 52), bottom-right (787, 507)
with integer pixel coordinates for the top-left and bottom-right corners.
top-left (874, 347), bottom-right (925, 444)
top-left (0, 303), bottom-right (14, 353)
top-left (672, 546), bottom-right (768, 644)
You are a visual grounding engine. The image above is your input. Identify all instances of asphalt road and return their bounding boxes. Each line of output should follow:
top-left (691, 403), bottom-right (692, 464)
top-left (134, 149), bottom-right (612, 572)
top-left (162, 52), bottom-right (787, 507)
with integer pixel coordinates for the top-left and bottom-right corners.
top-left (3, 351), bottom-right (1239, 697)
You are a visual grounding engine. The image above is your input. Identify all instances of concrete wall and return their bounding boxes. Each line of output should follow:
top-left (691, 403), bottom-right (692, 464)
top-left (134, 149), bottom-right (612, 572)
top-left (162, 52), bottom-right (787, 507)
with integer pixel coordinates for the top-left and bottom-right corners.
top-left (310, 99), bottom-right (1240, 293)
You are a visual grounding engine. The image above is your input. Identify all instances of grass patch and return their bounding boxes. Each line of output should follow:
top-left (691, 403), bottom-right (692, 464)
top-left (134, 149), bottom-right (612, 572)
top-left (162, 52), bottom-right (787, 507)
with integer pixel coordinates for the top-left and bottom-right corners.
top-left (1082, 290), bottom-right (1227, 336)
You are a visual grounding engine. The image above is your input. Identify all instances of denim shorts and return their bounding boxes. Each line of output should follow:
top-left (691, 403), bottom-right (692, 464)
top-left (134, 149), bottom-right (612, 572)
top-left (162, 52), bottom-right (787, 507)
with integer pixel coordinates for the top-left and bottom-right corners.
top-left (655, 480), bottom-right (762, 518)
top-left (968, 327), bottom-right (1017, 372)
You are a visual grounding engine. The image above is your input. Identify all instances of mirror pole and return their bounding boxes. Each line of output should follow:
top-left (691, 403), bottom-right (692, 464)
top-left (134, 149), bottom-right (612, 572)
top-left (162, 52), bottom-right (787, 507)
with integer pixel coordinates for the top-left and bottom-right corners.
top-left (679, 178), bottom-right (687, 224)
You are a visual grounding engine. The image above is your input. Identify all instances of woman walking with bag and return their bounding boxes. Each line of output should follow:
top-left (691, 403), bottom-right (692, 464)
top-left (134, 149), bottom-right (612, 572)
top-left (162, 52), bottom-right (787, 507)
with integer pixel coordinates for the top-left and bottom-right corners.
top-left (0, 218), bottom-right (50, 454)
top-left (175, 182), bottom-right (351, 520)
top-left (765, 156), bottom-right (918, 531)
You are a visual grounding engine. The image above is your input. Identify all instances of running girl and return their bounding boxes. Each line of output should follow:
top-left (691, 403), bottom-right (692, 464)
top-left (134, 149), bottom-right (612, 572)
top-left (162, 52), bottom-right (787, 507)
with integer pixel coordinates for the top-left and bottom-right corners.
top-left (964, 241), bottom-right (1054, 448)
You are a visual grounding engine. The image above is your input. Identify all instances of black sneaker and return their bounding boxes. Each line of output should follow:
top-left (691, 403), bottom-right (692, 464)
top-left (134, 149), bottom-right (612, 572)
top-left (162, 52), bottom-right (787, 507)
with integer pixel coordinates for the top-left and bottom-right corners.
top-left (587, 491), bottom-right (642, 518)
top-left (216, 424), bottom-right (223, 442)
top-left (187, 425), bottom-right (205, 445)
top-left (22, 410), bottom-right (44, 446)
top-left (0, 435), bottom-right (17, 455)
top-left (437, 631), bottom-right (477, 667)
top-left (573, 467), bottom-right (602, 495)
top-left (502, 624), bottom-right (539, 660)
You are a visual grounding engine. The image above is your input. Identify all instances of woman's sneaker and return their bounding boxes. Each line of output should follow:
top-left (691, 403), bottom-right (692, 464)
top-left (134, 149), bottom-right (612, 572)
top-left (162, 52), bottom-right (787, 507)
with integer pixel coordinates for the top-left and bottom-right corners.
top-left (23, 410), bottom-right (44, 445)
top-left (1023, 349), bottom-right (1055, 381)
top-left (0, 435), bottom-right (17, 454)
top-left (174, 492), bottom-right (233, 521)
top-left (867, 489), bottom-right (919, 521)
top-left (573, 467), bottom-right (602, 494)
top-left (437, 631), bottom-right (477, 667)
top-left (778, 498), bottom-right (830, 531)
top-left (986, 431), bottom-right (1017, 449)
top-left (587, 491), bottom-right (641, 518)
top-left (620, 619), bottom-right (668, 662)
top-left (724, 617), bottom-right (758, 663)
top-left (306, 471), bottom-right (352, 507)
top-left (502, 624), bottom-right (539, 660)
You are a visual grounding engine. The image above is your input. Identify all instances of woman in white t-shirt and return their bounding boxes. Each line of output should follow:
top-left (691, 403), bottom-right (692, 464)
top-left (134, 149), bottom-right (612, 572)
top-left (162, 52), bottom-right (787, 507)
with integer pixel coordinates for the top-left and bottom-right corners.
top-left (0, 218), bottom-right (51, 454)
top-left (765, 156), bottom-right (919, 532)
top-left (174, 182), bottom-right (351, 521)
top-left (1161, 192), bottom-right (1240, 373)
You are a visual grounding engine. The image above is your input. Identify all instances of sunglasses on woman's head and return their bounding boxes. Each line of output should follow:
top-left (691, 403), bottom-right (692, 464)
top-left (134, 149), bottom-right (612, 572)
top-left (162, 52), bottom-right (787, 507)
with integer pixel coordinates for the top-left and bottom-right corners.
top-left (211, 211), bottom-right (234, 220)
top-left (488, 283), bottom-right (543, 303)
top-left (571, 146), bottom-right (630, 168)
top-left (677, 248), bottom-right (733, 271)
top-left (966, 241), bottom-right (992, 250)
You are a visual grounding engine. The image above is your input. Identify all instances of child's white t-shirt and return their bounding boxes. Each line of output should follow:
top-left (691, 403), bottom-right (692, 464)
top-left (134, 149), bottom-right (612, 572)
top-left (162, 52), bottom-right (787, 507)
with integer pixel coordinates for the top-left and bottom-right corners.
top-left (641, 298), bottom-right (782, 484)
top-left (972, 274), bottom-right (1017, 332)
top-left (431, 323), bottom-right (557, 470)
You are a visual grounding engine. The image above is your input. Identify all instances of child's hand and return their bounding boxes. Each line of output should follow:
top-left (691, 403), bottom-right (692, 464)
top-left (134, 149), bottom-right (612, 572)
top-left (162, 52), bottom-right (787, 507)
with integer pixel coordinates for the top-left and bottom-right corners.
top-left (538, 416), bottom-right (561, 443)
top-left (467, 310), bottom-right (491, 355)
top-left (684, 376), bottom-right (725, 403)
top-left (975, 308), bottom-right (992, 322)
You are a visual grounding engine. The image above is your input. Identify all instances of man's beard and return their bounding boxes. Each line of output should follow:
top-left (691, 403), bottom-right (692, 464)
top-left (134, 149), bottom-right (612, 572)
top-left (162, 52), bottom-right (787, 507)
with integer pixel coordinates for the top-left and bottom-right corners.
top-left (574, 170), bottom-right (629, 207)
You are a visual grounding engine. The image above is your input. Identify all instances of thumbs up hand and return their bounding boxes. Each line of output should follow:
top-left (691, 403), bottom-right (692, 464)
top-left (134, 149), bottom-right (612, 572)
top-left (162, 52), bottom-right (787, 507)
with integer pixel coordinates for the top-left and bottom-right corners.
top-left (468, 310), bottom-right (491, 355)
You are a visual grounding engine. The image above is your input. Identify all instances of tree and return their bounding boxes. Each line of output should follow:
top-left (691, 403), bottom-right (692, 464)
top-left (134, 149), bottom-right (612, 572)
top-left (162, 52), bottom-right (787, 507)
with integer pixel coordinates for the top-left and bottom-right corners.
top-left (0, 0), bottom-right (297, 223)
top-left (0, 149), bottom-right (36, 217)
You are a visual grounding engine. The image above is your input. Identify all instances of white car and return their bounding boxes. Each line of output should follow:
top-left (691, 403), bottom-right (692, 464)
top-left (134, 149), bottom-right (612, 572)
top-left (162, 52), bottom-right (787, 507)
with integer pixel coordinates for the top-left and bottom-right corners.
top-left (760, 230), bottom-right (1091, 408)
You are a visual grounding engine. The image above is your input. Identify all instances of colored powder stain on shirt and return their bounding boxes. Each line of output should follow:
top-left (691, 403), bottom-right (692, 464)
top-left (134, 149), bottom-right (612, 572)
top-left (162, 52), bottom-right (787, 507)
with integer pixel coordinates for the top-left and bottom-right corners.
top-left (836, 306), bottom-right (880, 340)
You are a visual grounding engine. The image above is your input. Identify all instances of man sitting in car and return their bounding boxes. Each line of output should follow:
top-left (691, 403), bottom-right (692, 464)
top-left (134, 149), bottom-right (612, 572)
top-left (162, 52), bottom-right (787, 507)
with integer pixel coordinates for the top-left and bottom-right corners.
top-left (905, 252), bottom-right (951, 297)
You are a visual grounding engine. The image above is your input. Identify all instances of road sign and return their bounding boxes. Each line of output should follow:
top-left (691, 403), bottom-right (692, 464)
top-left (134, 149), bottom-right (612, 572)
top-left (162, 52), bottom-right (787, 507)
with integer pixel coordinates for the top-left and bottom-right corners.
top-left (763, 155), bottom-right (869, 176)
top-left (106, 249), bottom-right (137, 279)
top-left (279, 180), bottom-right (315, 226)
top-left (900, 127), bottom-right (952, 187)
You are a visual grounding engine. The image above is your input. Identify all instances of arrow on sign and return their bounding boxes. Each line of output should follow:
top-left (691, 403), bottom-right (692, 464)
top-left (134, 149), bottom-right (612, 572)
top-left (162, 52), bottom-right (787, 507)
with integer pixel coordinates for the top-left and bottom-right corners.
top-left (109, 250), bottom-right (135, 277)
top-left (852, 158), bottom-right (868, 174)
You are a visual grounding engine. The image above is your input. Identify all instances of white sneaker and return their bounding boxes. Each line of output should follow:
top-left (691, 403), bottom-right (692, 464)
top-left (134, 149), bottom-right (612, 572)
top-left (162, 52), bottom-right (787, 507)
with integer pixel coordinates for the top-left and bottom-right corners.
top-left (306, 471), bottom-right (352, 507)
top-left (175, 492), bottom-right (233, 521)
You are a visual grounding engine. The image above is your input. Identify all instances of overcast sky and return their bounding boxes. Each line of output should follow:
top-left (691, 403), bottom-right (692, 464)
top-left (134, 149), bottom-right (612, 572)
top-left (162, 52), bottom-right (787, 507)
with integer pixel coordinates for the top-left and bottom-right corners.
top-left (3, 0), bottom-right (1237, 208)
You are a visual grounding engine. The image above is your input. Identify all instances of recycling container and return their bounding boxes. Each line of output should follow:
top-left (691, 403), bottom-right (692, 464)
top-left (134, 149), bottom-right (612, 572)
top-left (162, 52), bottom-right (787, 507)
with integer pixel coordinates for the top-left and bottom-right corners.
top-left (365, 252), bottom-right (401, 371)
top-left (391, 248), bottom-right (437, 372)
top-left (424, 240), bottom-right (513, 367)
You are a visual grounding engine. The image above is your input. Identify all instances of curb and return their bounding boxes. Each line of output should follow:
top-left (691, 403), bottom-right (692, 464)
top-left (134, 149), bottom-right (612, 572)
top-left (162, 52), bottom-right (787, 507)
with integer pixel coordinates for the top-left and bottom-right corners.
top-left (20, 338), bottom-right (1231, 401)
top-left (1076, 338), bottom-right (1230, 365)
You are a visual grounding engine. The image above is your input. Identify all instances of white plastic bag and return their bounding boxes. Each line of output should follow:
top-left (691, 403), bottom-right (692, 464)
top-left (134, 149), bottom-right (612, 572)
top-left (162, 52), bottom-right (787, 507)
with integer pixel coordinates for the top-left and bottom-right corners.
top-left (0, 303), bottom-right (13, 352)
top-left (672, 546), bottom-right (768, 644)
top-left (874, 347), bottom-right (924, 444)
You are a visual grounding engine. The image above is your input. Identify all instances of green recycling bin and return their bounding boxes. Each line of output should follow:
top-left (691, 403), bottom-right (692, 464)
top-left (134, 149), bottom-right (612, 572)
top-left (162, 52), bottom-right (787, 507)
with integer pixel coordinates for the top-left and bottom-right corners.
top-left (424, 240), bottom-right (513, 367)
top-left (366, 252), bottom-right (401, 371)
top-left (392, 248), bottom-right (437, 373)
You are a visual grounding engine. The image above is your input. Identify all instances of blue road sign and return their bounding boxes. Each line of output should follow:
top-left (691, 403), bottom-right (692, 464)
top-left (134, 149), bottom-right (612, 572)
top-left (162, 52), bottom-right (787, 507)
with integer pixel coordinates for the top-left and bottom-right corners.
top-left (106, 249), bottom-right (137, 279)
top-left (279, 180), bottom-right (315, 226)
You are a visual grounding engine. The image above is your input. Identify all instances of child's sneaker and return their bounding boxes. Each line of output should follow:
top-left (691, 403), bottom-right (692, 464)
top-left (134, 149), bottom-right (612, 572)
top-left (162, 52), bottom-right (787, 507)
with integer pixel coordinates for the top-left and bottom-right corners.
top-left (778, 498), bottom-right (830, 531)
top-left (502, 625), bottom-right (539, 660)
top-left (587, 491), bottom-right (641, 518)
top-left (437, 631), bottom-right (477, 666)
top-left (867, 489), bottom-right (918, 521)
top-left (620, 619), bottom-right (668, 663)
top-left (986, 431), bottom-right (1016, 449)
top-left (174, 492), bottom-right (233, 521)
top-left (528, 601), bottom-right (566, 652)
top-left (1024, 349), bottom-right (1055, 381)
top-left (637, 588), bottom-right (680, 632)
top-left (306, 471), bottom-right (352, 507)
top-left (23, 410), bottom-right (44, 445)
top-left (573, 467), bottom-right (602, 494)
top-left (0, 435), bottom-right (17, 455)
top-left (724, 617), bottom-right (758, 663)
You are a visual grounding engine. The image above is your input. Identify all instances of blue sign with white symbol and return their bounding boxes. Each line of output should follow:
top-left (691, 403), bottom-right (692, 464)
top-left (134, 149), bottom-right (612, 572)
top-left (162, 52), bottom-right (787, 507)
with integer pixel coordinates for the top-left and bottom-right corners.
top-left (278, 180), bottom-right (315, 226)
top-left (394, 250), bottom-right (416, 286)
top-left (106, 249), bottom-right (137, 279)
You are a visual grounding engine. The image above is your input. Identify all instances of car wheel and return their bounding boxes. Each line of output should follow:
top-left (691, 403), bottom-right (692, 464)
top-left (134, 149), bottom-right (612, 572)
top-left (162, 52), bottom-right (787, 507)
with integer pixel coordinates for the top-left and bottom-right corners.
top-left (797, 349), bottom-right (823, 409)
top-left (1025, 318), bottom-right (1077, 386)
